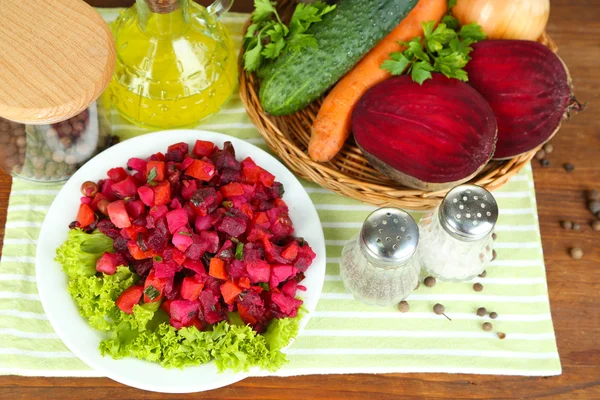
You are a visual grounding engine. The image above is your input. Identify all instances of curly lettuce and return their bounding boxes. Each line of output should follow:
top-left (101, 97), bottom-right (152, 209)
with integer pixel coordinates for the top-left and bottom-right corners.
top-left (56, 229), bottom-right (302, 373)
top-left (55, 228), bottom-right (113, 279)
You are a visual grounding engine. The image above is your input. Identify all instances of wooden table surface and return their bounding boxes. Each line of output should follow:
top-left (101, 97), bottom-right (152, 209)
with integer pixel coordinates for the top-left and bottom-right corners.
top-left (1, 0), bottom-right (599, 398)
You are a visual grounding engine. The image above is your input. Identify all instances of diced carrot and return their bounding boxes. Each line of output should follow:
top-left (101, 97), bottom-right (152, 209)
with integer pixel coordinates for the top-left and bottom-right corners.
top-left (124, 225), bottom-right (147, 240)
top-left (192, 140), bottom-right (215, 158)
top-left (237, 303), bottom-right (257, 325)
top-left (259, 170), bottom-right (275, 187)
top-left (185, 159), bottom-right (216, 181)
top-left (273, 198), bottom-right (287, 209)
top-left (181, 277), bottom-right (204, 301)
top-left (147, 161), bottom-right (166, 182)
top-left (281, 242), bottom-right (299, 261)
top-left (144, 269), bottom-right (169, 303)
top-left (152, 181), bottom-right (171, 206)
top-left (220, 281), bottom-right (242, 305)
top-left (115, 285), bottom-right (144, 314)
top-left (309, 0), bottom-right (448, 162)
top-left (241, 203), bottom-right (254, 220)
top-left (127, 241), bottom-right (154, 260)
top-left (220, 182), bottom-right (244, 197)
top-left (238, 276), bottom-right (251, 289)
top-left (76, 203), bottom-right (95, 227)
top-left (209, 258), bottom-right (227, 280)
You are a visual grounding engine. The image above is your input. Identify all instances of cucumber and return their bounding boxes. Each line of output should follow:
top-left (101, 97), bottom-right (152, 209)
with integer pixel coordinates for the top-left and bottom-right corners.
top-left (259, 0), bottom-right (418, 116)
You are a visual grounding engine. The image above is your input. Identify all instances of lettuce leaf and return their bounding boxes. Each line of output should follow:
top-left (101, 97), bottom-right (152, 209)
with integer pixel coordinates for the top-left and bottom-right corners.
top-left (68, 266), bottom-right (138, 331)
top-left (56, 228), bottom-right (113, 279)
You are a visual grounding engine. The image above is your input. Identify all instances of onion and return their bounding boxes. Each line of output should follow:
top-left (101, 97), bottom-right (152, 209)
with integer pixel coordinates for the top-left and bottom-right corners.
top-left (453, 0), bottom-right (550, 41)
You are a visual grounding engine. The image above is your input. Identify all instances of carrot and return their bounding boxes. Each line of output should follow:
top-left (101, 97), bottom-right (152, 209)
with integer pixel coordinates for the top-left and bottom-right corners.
top-left (209, 257), bottom-right (228, 280)
top-left (309, 0), bottom-right (448, 162)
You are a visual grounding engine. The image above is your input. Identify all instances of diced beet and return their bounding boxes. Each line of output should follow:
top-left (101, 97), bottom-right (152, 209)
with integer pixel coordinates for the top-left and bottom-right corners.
top-left (154, 259), bottom-right (180, 279)
top-left (107, 200), bottom-right (131, 228)
top-left (169, 197), bottom-right (183, 210)
top-left (270, 265), bottom-right (296, 288)
top-left (190, 187), bottom-right (217, 210)
top-left (194, 214), bottom-right (212, 232)
top-left (294, 257), bottom-right (312, 272)
top-left (271, 292), bottom-right (302, 317)
top-left (245, 260), bottom-right (270, 283)
top-left (281, 242), bottom-right (299, 262)
top-left (131, 259), bottom-right (153, 277)
top-left (172, 229), bottom-right (194, 252)
top-left (168, 142), bottom-right (189, 155)
top-left (165, 149), bottom-right (185, 163)
top-left (111, 176), bottom-right (137, 199)
top-left (281, 279), bottom-right (299, 298)
top-left (170, 300), bottom-right (198, 326)
top-left (132, 171), bottom-right (146, 186)
top-left (149, 152), bottom-right (166, 162)
top-left (149, 205), bottom-right (168, 221)
top-left (128, 240), bottom-right (154, 260)
top-left (180, 156), bottom-right (194, 171)
top-left (267, 182), bottom-right (284, 199)
top-left (217, 216), bottom-right (247, 237)
top-left (167, 169), bottom-right (181, 187)
top-left (211, 142), bottom-right (240, 171)
top-left (247, 227), bottom-right (272, 242)
top-left (244, 246), bottom-right (263, 262)
top-left (237, 290), bottom-right (266, 325)
top-left (147, 229), bottom-right (168, 252)
top-left (123, 225), bottom-right (147, 240)
top-left (100, 180), bottom-right (116, 202)
top-left (166, 209), bottom-right (188, 234)
top-left (181, 179), bottom-right (198, 200)
top-left (137, 186), bottom-right (154, 207)
top-left (96, 252), bottom-right (127, 275)
top-left (193, 140), bottom-right (215, 158)
top-left (113, 236), bottom-right (129, 252)
top-left (198, 291), bottom-right (225, 324)
top-left (228, 260), bottom-right (247, 281)
top-left (199, 231), bottom-right (219, 254)
top-left (219, 168), bottom-right (242, 185)
top-left (220, 182), bottom-right (244, 197)
top-left (271, 216), bottom-right (294, 240)
top-left (107, 167), bottom-right (128, 183)
top-left (185, 234), bottom-right (208, 260)
top-left (182, 259), bottom-right (207, 278)
top-left (127, 157), bottom-right (147, 173)
top-left (80, 196), bottom-right (92, 205)
top-left (125, 200), bottom-right (145, 219)
top-left (216, 240), bottom-right (234, 261)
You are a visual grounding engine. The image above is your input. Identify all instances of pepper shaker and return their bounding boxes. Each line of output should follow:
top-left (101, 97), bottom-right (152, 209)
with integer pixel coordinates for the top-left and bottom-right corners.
top-left (339, 208), bottom-right (420, 306)
top-left (416, 185), bottom-right (499, 281)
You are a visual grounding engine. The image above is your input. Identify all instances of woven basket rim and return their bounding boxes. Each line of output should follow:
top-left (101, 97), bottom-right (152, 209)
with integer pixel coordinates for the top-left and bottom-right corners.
top-left (238, 4), bottom-right (558, 210)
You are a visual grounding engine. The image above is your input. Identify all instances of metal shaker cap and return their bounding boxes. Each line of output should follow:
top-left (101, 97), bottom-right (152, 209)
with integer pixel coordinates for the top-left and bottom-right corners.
top-left (360, 208), bottom-right (419, 267)
top-left (439, 185), bottom-right (498, 242)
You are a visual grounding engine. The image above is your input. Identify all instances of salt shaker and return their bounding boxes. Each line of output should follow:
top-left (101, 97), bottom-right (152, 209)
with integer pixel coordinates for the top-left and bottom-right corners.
top-left (417, 185), bottom-right (499, 281)
top-left (339, 208), bottom-right (420, 307)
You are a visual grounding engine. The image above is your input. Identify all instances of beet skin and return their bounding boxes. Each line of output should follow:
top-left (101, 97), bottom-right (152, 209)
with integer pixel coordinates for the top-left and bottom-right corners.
top-left (352, 73), bottom-right (497, 190)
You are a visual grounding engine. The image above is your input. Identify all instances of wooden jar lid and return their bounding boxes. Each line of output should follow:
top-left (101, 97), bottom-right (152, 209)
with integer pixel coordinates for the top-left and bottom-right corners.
top-left (0, 0), bottom-right (115, 124)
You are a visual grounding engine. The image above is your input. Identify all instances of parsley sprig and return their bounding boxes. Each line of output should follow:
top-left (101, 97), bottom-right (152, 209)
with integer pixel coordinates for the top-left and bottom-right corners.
top-left (381, 14), bottom-right (486, 84)
top-left (243, 0), bottom-right (336, 72)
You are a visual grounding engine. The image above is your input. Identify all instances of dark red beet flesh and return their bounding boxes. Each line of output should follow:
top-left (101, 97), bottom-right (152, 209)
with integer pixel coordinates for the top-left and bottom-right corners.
top-left (465, 40), bottom-right (580, 160)
top-left (352, 73), bottom-right (497, 190)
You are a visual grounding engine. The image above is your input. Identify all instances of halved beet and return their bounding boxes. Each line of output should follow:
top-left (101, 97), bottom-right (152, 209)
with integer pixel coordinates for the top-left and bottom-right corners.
top-left (465, 40), bottom-right (582, 160)
top-left (352, 74), bottom-right (497, 191)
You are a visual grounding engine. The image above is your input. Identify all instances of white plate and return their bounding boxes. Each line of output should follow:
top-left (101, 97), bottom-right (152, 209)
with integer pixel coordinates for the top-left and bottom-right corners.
top-left (36, 130), bottom-right (326, 393)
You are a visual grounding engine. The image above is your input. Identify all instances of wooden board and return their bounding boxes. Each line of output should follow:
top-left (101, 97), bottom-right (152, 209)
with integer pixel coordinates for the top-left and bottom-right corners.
top-left (0, 0), bottom-right (598, 398)
top-left (0, 0), bottom-right (115, 124)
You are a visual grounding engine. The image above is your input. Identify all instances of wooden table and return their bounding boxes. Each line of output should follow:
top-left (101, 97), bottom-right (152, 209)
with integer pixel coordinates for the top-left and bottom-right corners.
top-left (1, 1), bottom-right (599, 398)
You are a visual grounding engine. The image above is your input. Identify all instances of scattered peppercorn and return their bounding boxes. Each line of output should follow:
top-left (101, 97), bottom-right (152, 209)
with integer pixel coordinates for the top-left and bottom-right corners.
top-left (570, 248), bottom-right (583, 260)
top-left (482, 322), bottom-right (493, 331)
top-left (497, 332), bottom-right (506, 340)
top-left (589, 201), bottom-right (600, 215)
top-left (424, 276), bottom-right (436, 288)
top-left (541, 159), bottom-right (550, 168)
top-left (489, 312), bottom-right (498, 319)
top-left (473, 283), bottom-right (484, 292)
top-left (564, 163), bottom-right (575, 173)
top-left (477, 307), bottom-right (487, 317)
top-left (572, 223), bottom-right (581, 231)
top-left (588, 190), bottom-right (599, 202)
top-left (543, 143), bottom-right (554, 154)
top-left (478, 270), bottom-right (487, 278)
top-left (491, 250), bottom-right (497, 261)
top-left (492, 233), bottom-right (497, 241)
top-left (398, 301), bottom-right (410, 313)
top-left (560, 220), bottom-right (573, 230)
top-left (534, 149), bottom-right (546, 160)
top-left (592, 220), bottom-right (600, 231)
top-left (433, 303), bottom-right (451, 321)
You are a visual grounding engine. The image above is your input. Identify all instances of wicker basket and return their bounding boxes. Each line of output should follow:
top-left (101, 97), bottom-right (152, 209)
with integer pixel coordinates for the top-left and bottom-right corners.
top-left (239, 1), bottom-right (559, 210)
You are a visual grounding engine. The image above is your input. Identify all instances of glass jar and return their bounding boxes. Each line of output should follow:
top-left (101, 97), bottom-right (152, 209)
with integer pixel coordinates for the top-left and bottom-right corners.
top-left (107, 0), bottom-right (237, 129)
top-left (0, 101), bottom-right (113, 183)
top-left (340, 208), bottom-right (420, 306)
top-left (417, 185), bottom-right (499, 281)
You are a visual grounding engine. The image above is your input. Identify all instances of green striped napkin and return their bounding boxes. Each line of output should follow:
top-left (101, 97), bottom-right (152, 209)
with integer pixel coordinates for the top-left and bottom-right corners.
top-left (0, 10), bottom-right (560, 377)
